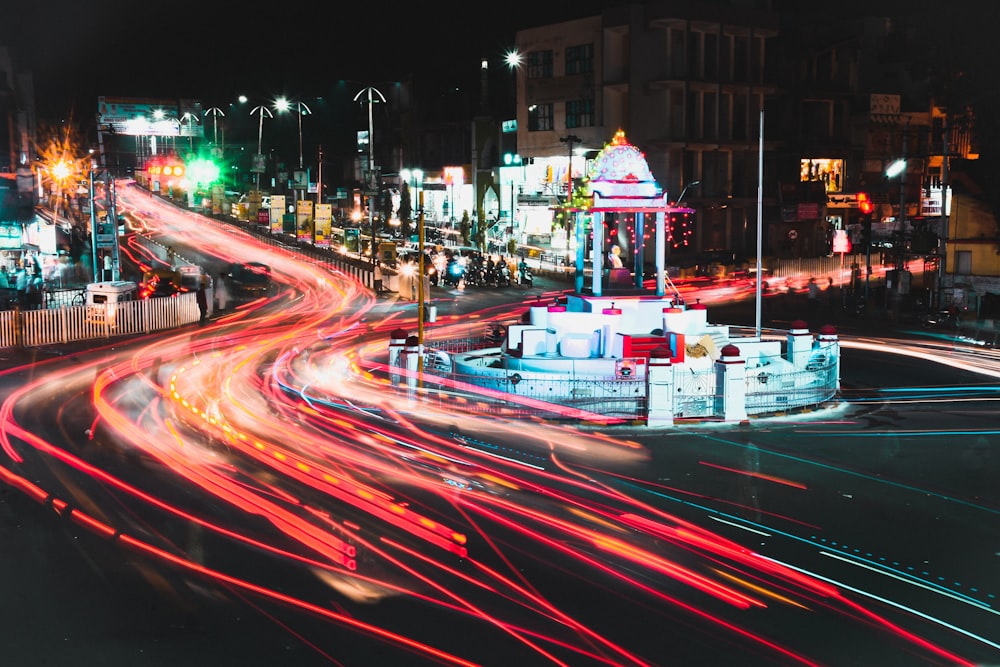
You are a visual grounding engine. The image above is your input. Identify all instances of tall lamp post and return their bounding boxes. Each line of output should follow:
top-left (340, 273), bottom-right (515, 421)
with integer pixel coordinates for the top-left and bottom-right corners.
top-left (250, 103), bottom-right (274, 190)
top-left (275, 97), bottom-right (312, 170)
top-left (886, 145), bottom-right (907, 310)
top-left (180, 112), bottom-right (200, 151)
top-left (204, 107), bottom-right (225, 149)
top-left (354, 86), bottom-right (387, 263)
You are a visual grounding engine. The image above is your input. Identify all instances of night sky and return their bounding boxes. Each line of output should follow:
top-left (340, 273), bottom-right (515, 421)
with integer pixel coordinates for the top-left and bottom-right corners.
top-left (5, 0), bottom-right (995, 165)
top-left (2, 0), bottom-right (627, 122)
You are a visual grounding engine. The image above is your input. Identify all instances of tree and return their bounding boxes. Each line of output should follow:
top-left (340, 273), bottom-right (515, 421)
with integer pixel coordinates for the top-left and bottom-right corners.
top-left (460, 210), bottom-right (471, 246)
top-left (380, 188), bottom-right (394, 234)
top-left (398, 182), bottom-right (413, 237)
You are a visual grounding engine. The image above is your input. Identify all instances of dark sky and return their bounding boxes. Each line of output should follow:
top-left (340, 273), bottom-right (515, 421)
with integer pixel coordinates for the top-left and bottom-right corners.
top-left (2, 0), bottom-right (627, 122)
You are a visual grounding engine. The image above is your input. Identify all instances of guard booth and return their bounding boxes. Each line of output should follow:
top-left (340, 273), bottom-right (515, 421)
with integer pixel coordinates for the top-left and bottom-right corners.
top-left (86, 281), bottom-right (138, 327)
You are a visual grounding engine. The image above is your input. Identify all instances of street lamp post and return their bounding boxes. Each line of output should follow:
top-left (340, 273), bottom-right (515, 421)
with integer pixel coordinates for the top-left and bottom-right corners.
top-left (204, 107), bottom-right (225, 148)
top-left (675, 179), bottom-right (700, 207)
top-left (886, 134), bottom-right (908, 312)
top-left (354, 86), bottom-right (387, 264)
top-left (180, 112), bottom-right (200, 151)
top-left (250, 103), bottom-right (274, 189)
top-left (275, 97), bottom-right (312, 170)
top-left (559, 134), bottom-right (582, 198)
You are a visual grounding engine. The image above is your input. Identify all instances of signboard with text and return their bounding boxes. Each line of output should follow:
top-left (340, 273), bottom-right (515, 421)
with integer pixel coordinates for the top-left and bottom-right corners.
top-left (315, 204), bottom-right (333, 249)
top-left (296, 199), bottom-right (314, 242)
top-left (270, 195), bottom-right (286, 235)
top-left (97, 96), bottom-right (203, 137)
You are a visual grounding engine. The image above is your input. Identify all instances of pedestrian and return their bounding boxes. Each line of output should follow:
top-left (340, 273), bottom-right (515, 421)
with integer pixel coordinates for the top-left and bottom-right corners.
top-left (215, 272), bottom-right (230, 313)
top-left (807, 276), bottom-right (820, 309)
top-left (196, 276), bottom-right (208, 325)
top-left (25, 273), bottom-right (39, 309)
top-left (15, 266), bottom-right (27, 307)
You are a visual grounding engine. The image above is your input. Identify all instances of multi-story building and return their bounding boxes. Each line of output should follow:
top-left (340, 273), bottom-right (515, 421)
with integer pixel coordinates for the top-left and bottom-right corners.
top-left (511, 2), bottom-right (779, 265)
top-left (506, 2), bottom-right (987, 311)
top-left (0, 44), bottom-right (35, 225)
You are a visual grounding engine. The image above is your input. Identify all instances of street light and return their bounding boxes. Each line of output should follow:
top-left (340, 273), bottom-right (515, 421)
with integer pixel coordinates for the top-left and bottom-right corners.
top-left (885, 158), bottom-right (905, 179)
top-left (675, 179), bottom-right (700, 206)
top-left (180, 112), bottom-right (200, 151)
top-left (250, 103), bottom-right (274, 189)
top-left (274, 97), bottom-right (312, 169)
top-left (354, 86), bottom-right (387, 263)
top-left (204, 106), bottom-right (225, 149)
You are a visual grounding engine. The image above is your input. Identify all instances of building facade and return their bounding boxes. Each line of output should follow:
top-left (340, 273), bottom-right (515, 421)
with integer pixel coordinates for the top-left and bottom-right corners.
top-left (504, 1), bottom-right (987, 310)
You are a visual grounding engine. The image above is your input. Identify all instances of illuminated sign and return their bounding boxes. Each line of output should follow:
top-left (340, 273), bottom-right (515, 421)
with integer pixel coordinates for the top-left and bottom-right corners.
top-left (443, 166), bottom-right (465, 186)
top-left (97, 96), bottom-right (203, 137)
top-left (832, 229), bottom-right (851, 253)
top-left (800, 158), bottom-right (844, 193)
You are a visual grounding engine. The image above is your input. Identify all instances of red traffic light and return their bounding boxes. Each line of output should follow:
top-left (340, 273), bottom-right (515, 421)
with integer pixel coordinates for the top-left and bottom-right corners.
top-left (857, 192), bottom-right (874, 215)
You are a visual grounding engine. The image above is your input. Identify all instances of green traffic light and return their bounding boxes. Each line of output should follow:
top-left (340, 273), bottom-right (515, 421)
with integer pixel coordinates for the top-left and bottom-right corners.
top-left (187, 158), bottom-right (221, 186)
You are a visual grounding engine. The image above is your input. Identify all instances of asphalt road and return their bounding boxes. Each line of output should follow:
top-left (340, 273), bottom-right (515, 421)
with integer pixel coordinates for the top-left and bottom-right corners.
top-left (1, 229), bottom-right (998, 666)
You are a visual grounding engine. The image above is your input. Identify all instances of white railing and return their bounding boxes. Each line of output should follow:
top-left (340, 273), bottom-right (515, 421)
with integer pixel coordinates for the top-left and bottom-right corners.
top-left (1, 293), bottom-right (201, 349)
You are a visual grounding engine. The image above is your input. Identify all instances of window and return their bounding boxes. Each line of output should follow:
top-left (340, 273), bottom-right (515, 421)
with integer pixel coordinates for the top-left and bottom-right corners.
top-left (565, 99), bottom-right (594, 129)
top-left (527, 50), bottom-right (553, 79)
top-left (670, 89), bottom-right (684, 138)
top-left (734, 35), bottom-right (749, 83)
top-left (528, 104), bottom-right (554, 131)
top-left (670, 28), bottom-right (686, 77)
top-left (688, 30), bottom-right (703, 78)
top-left (566, 44), bottom-right (594, 75)
top-left (703, 91), bottom-right (717, 141)
top-left (733, 94), bottom-right (747, 141)
top-left (705, 32), bottom-right (718, 79)
top-left (955, 250), bottom-right (972, 275)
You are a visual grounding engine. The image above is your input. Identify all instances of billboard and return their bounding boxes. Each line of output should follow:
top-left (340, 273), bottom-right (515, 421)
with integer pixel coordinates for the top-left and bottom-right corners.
top-left (296, 199), bottom-right (314, 242)
top-left (97, 96), bottom-right (204, 137)
top-left (315, 204), bottom-right (333, 249)
top-left (270, 195), bottom-right (286, 235)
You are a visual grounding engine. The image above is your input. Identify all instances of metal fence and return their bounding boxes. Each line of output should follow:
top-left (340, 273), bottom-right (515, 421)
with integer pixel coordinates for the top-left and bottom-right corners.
top-left (197, 216), bottom-right (377, 290)
top-left (419, 324), bottom-right (839, 422)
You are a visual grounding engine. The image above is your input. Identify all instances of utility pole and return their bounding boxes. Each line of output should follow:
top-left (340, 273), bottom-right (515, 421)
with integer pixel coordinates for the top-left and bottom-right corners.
top-left (559, 134), bottom-right (582, 198)
top-left (316, 144), bottom-right (323, 206)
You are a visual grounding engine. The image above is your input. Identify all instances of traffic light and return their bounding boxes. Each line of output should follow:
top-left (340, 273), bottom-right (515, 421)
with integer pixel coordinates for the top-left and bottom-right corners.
top-left (146, 159), bottom-right (186, 180)
top-left (503, 152), bottom-right (522, 166)
top-left (857, 192), bottom-right (874, 250)
top-left (857, 192), bottom-right (874, 215)
top-left (187, 158), bottom-right (220, 186)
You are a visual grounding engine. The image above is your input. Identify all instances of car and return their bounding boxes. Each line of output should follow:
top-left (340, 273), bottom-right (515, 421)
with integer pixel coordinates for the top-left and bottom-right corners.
top-left (225, 261), bottom-right (272, 300)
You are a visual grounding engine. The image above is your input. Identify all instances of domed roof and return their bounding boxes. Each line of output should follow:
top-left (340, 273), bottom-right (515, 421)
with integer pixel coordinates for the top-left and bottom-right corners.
top-left (588, 130), bottom-right (657, 184)
top-left (584, 130), bottom-right (666, 211)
